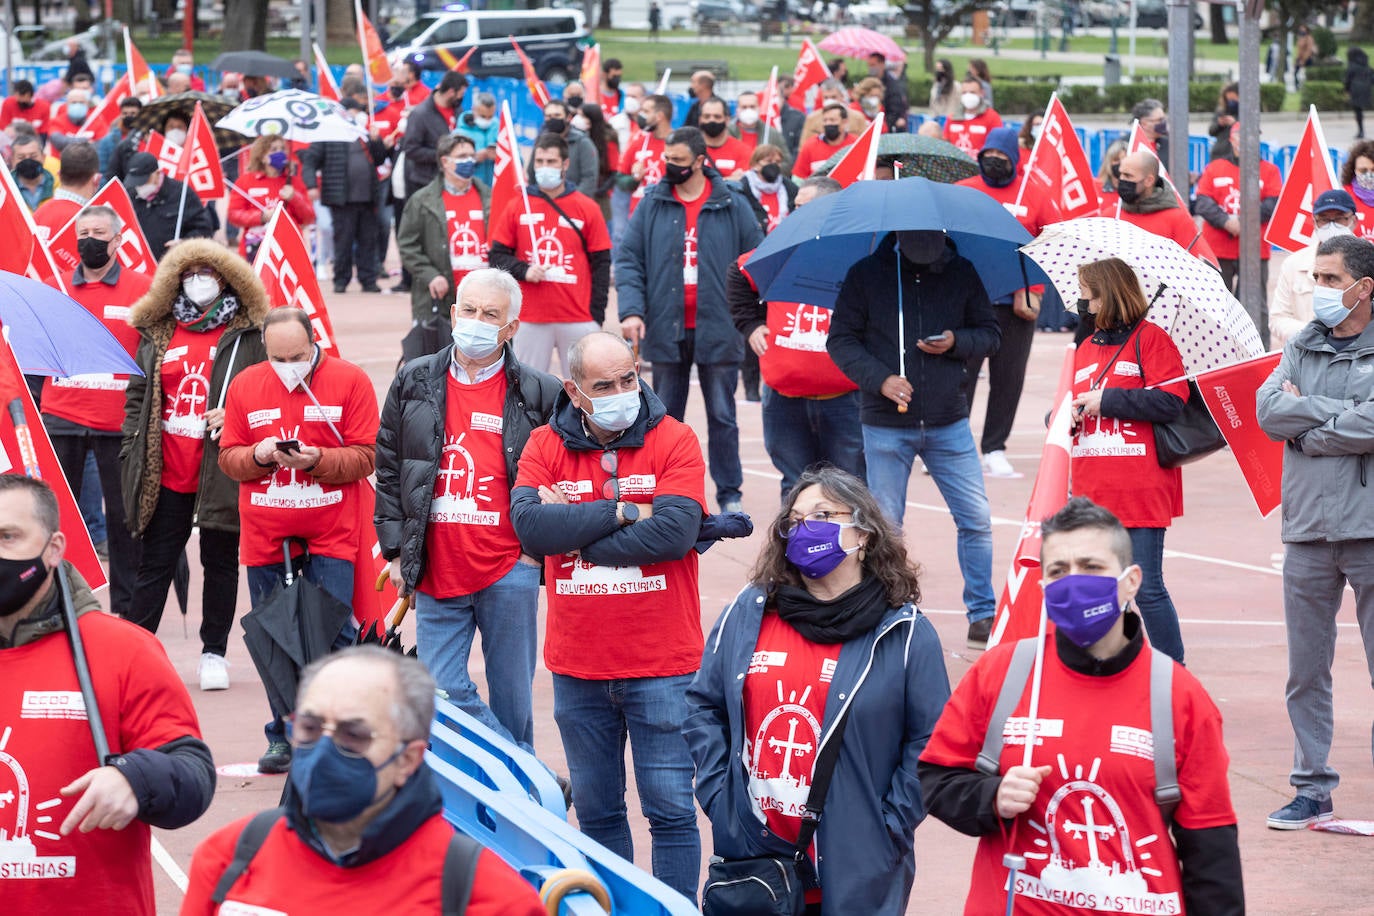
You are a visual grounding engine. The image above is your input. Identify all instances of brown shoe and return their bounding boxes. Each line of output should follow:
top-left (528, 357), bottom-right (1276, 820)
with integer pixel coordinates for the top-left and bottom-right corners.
top-left (967, 618), bottom-right (992, 650)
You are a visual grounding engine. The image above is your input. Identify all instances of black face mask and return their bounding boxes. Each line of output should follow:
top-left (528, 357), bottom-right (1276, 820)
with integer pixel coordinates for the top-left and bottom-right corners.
top-left (759, 162), bottom-right (782, 183)
top-left (388, 85), bottom-right (404, 99)
top-left (896, 230), bottom-right (946, 265)
top-left (701, 120), bottom-right (727, 138)
top-left (1110, 163), bottom-right (1121, 180)
top-left (634, 113), bottom-right (648, 130)
top-left (606, 75), bottom-right (621, 90)
top-left (564, 96), bottom-right (583, 111)
top-left (662, 161), bottom-right (695, 185)
top-left (0, 548), bottom-right (50, 617)
top-left (543, 117), bottom-right (566, 135)
top-left (1077, 298), bottom-right (1090, 312)
top-left (1116, 178), bottom-right (1142, 204)
top-left (14, 159), bottom-right (43, 180)
top-left (121, 114), bottom-right (136, 129)
top-left (979, 155), bottom-right (1015, 188)
top-left (935, 70), bottom-right (949, 82)
top-left (823, 123), bottom-right (842, 142)
top-left (1225, 99), bottom-right (1239, 116)
top-left (17, 99), bottom-right (33, 109)
top-left (78, 236), bottom-right (113, 270)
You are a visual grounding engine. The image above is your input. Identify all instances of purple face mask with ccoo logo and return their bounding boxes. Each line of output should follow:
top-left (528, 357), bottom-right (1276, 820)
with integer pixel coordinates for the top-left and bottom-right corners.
top-left (785, 521), bottom-right (860, 579)
top-left (1043, 571), bottom-right (1129, 647)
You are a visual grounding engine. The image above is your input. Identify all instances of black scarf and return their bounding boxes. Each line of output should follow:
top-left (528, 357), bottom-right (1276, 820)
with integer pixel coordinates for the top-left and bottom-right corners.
top-left (774, 576), bottom-right (890, 643)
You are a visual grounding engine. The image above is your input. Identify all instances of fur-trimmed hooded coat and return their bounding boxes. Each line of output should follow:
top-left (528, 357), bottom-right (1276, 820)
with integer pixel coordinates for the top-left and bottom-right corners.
top-left (121, 240), bottom-right (270, 537)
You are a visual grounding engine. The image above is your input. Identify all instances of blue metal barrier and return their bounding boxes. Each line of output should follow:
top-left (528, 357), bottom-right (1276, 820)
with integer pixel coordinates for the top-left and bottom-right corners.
top-left (432, 697), bottom-right (566, 817)
top-left (1188, 135), bottom-right (1209, 175)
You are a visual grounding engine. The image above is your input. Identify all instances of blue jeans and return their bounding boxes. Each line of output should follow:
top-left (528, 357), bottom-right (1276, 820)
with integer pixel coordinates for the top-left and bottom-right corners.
top-left (652, 331), bottom-right (742, 508)
top-left (863, 420), bottom-right (995, 621)
top-left (761, 386), bottom-right (865, 499)
top-left (1127, 527), bottom-right (1185, 663)
top-left (552, 673), bottom-right (700, 903)
top-left (610, 186), bottom-right (632, 249)
top-left (415, 560), bottom-right (541, 750)
top-left (78, 449), bottom-right (105, 544)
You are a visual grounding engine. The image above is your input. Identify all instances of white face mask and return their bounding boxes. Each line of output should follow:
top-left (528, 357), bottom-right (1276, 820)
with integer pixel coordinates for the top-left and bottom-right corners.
top-left (165, 128), bottom-right (187, 145)
top-left (737, 107), bottom-right (759, 127)
top-left (182, 274), bottom-right (221, 307)
top-left (270, 354), bottom-right (314, 391)
top-left (572, 114), bottom-right (590, 132)
top-left (961, 92), bottom-right (982, 111)
top-left (136, 181), bottom-right (158, 200)
top-left (624, 96), bottom-right (642, 115)
top-left (535, 166), bottom-right (563, 190)
top-left (1313, 220), bottom-right (1354, 243)
top-left (473, 115), bottom-right (494, 128)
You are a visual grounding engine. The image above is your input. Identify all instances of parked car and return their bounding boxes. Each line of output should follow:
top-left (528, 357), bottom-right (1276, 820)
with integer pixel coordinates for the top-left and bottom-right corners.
top-left (1130, 0), bottom-right (1203, 29)
top-left (847, 0), bottom-right (905, 26)
top-left (387, 7), bottom-right (587, 84)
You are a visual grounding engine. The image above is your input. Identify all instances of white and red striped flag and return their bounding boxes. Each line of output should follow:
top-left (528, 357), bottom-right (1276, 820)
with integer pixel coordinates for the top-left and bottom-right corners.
top-left (826, 113), bottom-right (883, 187)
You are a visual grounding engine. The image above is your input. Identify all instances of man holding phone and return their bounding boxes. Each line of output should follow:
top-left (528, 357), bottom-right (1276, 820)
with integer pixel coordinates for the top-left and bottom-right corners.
top-left (218, 308), bottom-right (380, 774)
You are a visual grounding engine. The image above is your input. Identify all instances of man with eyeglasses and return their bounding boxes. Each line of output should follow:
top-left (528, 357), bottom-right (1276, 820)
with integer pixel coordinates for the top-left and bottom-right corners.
top-left (376, 268), bottom-right (560, 756)
top-left (510, 330), bottom-right (707, 902)
top-left (181, 647), bottom-right (544, 914)
top-left (1272, 190), bottom-right (1359, 348)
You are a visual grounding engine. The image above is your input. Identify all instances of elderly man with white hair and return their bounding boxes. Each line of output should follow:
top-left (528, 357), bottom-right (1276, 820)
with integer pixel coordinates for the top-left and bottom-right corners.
top-left (375, 268), bottom-right (562, 752)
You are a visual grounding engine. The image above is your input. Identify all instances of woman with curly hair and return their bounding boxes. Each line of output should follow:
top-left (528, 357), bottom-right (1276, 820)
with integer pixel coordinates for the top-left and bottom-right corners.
top-left (686, 466), bottom-right (950, 915)
top-left (1340, 138), bottom-right (1374, 240)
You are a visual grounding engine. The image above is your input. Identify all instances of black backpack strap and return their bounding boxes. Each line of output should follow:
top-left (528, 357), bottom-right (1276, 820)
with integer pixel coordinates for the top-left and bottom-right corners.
top-left (536, 189), bottom-right (591, 262)
top-left (1150, 648), bottom-right (1181, 823)
top-left (976, 637), bottom-right (1039, 776)
top-left (440, 832), bottom-right (485, 916)
top-left (793, 698), bottom-right (854, 861)
top-left (210, 808), bottom-right (285, 904)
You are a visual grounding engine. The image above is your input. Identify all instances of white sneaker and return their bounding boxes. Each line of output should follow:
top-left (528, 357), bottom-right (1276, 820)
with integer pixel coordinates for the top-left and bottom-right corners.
top-left (983, 450), bottom-right (1017, 478)
top-left (199, 653), bottom-right (230, 691)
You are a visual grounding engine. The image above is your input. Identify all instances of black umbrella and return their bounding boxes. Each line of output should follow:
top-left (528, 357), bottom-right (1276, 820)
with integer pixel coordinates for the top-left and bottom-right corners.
top-left (241, 541), bottom-right (355, 720)
top-left (355, 571), bottom-right (416, 656)
top-left (124, 91), bottom-right (246, 155)
top-left (210, 50), bottom-right (300, 81)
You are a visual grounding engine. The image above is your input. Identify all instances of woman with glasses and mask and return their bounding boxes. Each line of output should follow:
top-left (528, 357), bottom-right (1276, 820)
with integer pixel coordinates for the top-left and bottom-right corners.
top-left (122, 240), bottom-right (269, 691)
top-left (228, 135), bottom-right (315, 262)
top-left (686, 466), bottom-right (949, 915)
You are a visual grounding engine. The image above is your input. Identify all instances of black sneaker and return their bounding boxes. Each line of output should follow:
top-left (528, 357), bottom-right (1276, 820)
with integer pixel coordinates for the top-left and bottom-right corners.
top-left (967, 618), bottom-right (992, 650)
top-left (360, 283), bottom-right (381, 293)
top-left (332, 284), bottom-right (348, 294)
top-left (1266, 795), bottom-right (1333, 830)
top-left (258, 740), bottom-right (292, 775)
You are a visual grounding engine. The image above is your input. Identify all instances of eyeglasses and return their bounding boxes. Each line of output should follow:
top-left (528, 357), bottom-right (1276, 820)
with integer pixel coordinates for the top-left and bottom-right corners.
top-left (180, 267), bottom-right (218, 282)
top-left (781, 510), bottom-right (854, 537)
top-left (1314, 213), bottom-right (1355, 227)
top-left (600, 450), bottom-right (619, 499)
top-left (289, 713), bottom-right (380, 757)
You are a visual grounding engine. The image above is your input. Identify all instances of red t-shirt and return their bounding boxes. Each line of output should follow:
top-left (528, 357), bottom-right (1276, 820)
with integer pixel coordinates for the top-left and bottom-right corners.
top-left (489, 189), bottom-right (610, 324)
top-left (180, 811), bottom-right (545, 916)
top-left (513, 416), bottom-right (706, 679)
top-left (1070, 322), bottom-right (1188, 528)
top-left (160, 325), bottom-right (225, 493)
top-left (1196, 158), bottom-right (1282, 261)
top-left (736, 126), bottom-right (762, 153)
top-left (943, 108), bottom-right (1004, 156)
top-left (0, 613), bottom-right (203, 916)
top-left (920, 635), bottom-right (1236, 916)
top-left (1344, 182), bottom-right (1374, 242)
top-left (420, 369), bottom-right (521, 598)
top-left (41, 266), bottom-right (152, 432)
top-left (956, 172), bottom-right (1058, 295)
top-left (405, 82), bottom-right (430, 107)
top-left (792, 132), bottom-right (855, 180)
top-left (756, 187), bottom-right (785, 233)
top-left (32, 196), bottom-right (81, 242)
top-left (443, 184), bottom-right (490, 286)
top-left (742, 612), bottom-right (841, 849)
top-left (675, 187), bottom-right (708, 329)
top-left (219, 353), bottom-right (380, 567)
top-left (600, 88), bottom-right (621, 117)
top-left (705, 136), bottom-right (752, 177)
top-left (1101, 201), bottom-right (1219, 267)
top-left (372, 100), bottom-right (408, 144)
top-left (0, 95), bottom-right (49, 132)
top-left (739, 253), bottom-right (857, 398)
top-left (620, 133), bottom-right (666, 213)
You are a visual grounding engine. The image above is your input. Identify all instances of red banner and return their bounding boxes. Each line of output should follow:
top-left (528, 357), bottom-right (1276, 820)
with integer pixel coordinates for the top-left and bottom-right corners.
top-left (1196, 352), bottom-right (1285, 517)
top-left (1266, 106), bottom-right (1337, 254)
top-left (0, 158), bottom-right (65, 292)
top-left (827, 113), bottom-right (883, 187)
top-left (48, 179), bottom-right (157, 277)
top-left (511, 39), bottom-right (551, 108)
top-left (142, 130), bottom-right (183, 178)
top-left (174, 103), bottom-right (225, 200)
top-left (788, 39), bottom-right (830, 112)
top-left (1019, 94), bottom-right (1100, 220)
top-left (251, 208), bottom-right (340, 357)
top-left (0, 330), bottom-right (106, 590)
top-left (355, 0), bottom-right (394, 85)
top-left (989, 344), bottom-right (1076, 649)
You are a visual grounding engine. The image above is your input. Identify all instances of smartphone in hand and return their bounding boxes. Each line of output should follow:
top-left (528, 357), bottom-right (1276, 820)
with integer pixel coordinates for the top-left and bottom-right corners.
top-left (275, 439), bottom-right (301, 453)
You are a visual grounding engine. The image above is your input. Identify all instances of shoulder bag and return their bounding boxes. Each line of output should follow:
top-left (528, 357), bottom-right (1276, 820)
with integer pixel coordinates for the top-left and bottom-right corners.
top-left (1133, 334), bottom-right (1225, 468)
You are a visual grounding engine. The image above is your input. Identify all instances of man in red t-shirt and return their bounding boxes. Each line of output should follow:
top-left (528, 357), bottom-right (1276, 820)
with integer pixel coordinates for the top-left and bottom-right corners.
top-left (219, 308), bottom-right (379, 773)
top-left (698, 96), bottom-right (751, 179)
top-left (490, 133), bottom-right (611, 377)
top-left (943, 77), bottom-right (1003, 156)
top-left (511, 331), bottom-right (706, 901)
top-left (0, 476), bottom-right (215, 916)
top-left (40, 205), bottom-right (151, 620)
top-left (1195, 122), bottom-right (1283, 304)
top-left (919, 498), bottom-right (1243, 915)
top-left (0, 78), bottom-right (50, 134)
top-left (181, 648), bottom-right (545, 916)
top-left (616, 93), bottom-right (673, 215)
top-left (1107, 151), bottom-right (1219, 268)
top-left (33, 140), bottom-right (102, 241)
top-left (792, 100), bottom-right (856, 179)
top-left (375, 269), bottom-right (561, 753)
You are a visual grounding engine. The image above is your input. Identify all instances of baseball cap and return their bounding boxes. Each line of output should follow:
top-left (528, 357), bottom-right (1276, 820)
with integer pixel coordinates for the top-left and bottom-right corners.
top-left (124, 151), bottom-right (158, 183)
top-left (1313, 188), bottom-right (1356, 215)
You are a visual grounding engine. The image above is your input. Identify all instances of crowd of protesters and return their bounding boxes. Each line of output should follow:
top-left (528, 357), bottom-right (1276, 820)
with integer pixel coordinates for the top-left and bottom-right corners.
top-left (4, 34), bottom-right (1373, 916)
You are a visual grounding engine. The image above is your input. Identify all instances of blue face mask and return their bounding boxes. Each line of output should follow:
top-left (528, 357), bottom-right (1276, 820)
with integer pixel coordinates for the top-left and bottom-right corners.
top-left (66, 103), bottom-right (88, 122)
top-left (176, 63), bottom-right (193, 75)
top-left (453, 157), bottom-right (477, 179)
top-left (1312, 281), bottom-right (1360, 328)
top-left (268, 150), bottom-right (289, 171)
top-left (577, 385), bottom-right (641, 432)
top-left (451, 317), bottom-right (507, 360)
top-left (785, 520), bottom-right (860, 579)
top-left (1043, 571), bottom-right (1130, 648)
top-left (289, 736), bottom-right (404, 822)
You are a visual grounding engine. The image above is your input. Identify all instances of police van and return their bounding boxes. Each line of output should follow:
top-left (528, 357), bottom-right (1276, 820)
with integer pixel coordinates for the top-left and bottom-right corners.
top-left (386, 6), bottom-right (588, 85)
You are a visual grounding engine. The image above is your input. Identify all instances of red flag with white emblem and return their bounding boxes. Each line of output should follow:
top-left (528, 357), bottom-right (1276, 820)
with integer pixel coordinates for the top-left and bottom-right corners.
top-left (787, 39), bottom-right (830, 111)
top-left (48, 179), bottom-right (158, 277)
top-left (251, 208), bottom-right (340, 357)
top-left (1016, 94), bottom-right (1101, 220)
top-left (173, 102), bottom-right (225, 200)
top-left (142, 130), bottom-right (183, 178)
top-left (827, 113), bottom-right (883, 187)
top-left (0, 158), bottom-right (66, 292)
top-left (1265, 106), bottom-right (1338, 254)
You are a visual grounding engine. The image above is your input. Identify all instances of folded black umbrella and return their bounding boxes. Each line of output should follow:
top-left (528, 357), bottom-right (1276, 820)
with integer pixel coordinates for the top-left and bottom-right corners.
top-left (210, 50), bottom-right (299, 80)
top-left (241, 541), bottom-right (354, 720)
top-left (695, 511), bottom-right (754, 553)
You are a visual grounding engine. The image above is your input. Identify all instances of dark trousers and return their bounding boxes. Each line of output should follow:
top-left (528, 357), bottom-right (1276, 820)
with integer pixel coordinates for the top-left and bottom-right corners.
top-left (329, 201), bottom-right (380, 289)
top-left (392, 197), bottom-right (411, 288)
top-left (50, 432), bottom-right (140, 617)
top-left (966, 304), bottom-right (1037, 454)
top-left (651, 330), bottom-right (743, 507)
top-left (126, 487), bottom-right (240, 657)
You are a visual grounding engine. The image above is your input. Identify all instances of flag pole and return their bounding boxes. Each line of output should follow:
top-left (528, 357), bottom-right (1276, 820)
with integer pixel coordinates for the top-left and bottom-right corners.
top-left (1013, 93), bottom-right (1055, 211)
top-left (172, 175), bottom-right (190, 242)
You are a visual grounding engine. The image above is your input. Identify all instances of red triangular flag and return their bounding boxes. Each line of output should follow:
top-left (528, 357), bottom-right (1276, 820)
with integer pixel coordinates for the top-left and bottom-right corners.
top-left (0, 159), bottom-right (38, 278)
top-left (123, 27), bottom-right (162, 100)
top-left (355, 0), bottom-right (394, 85)
top-left (490, 101), bottom-right (527, 226)
top-left (787, 39), bottom-right (830, 111)
top-left (827, 114), bottom-right (883, 187)
top-left (511, 39), bottom-right (551, 108)
top-left (351, 478), bottom-right (396, 633)
top-left (73, 73), bottom-right (130, 140)
top-left (312, 43), bottom-right (340, 102)
top-left (251, 208), bottom-right (341, 357)
top-left (1018, 94), bottom-right (1101, 220)
top-left (1266, 106), bottom-right (1338, 253)
top-left (174, 102), bottom-right (225, 200)
top-left (1195, 352), bottom-right (1285, 517)
top-left (48, 179), bottom-right (158, 277)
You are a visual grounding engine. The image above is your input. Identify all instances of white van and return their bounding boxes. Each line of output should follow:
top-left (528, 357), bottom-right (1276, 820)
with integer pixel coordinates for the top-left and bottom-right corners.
top-left (387, 6), bottom-right (589, 85)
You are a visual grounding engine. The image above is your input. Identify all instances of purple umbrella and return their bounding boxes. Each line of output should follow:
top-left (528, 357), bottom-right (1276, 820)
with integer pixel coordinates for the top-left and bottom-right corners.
top-left (0, 271), bottom-right (144, 378)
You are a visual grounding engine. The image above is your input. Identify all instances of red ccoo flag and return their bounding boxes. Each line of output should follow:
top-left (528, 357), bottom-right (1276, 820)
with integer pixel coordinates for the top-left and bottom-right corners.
top-left (1017, 94), bottom-right (1100, 220)
top-left (174, 102), bottom-right (225, 200)
top-left (827, 113), bottom-right (883, 187)
top-left (511, 39), bottom-right (551, 108)
top-left (787, 38), bottom-right (830, 112)
top-left (355, 0), bottom-right (394, 85)
top-left (1195, 352), bottom-right (1285, 517)
top-left (313, 43), bottom-right (340, 102)
top-left (0, 157), bottom-right (66, 292)
top-left (490, 101), bottom-right (529, 228)
top-left (143, 130), bottom-right (183, 178)
top-left (988, 343), bottom-right (1076, 649)
top-left (1266, 106), bottom-right (1337, 254)
top-left (251, 208), bottom-right (341, 357)
top-left (47, 179), bottom-right (157, 277)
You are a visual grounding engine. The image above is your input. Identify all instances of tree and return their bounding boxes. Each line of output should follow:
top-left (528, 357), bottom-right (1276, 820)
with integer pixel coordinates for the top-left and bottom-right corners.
top-left (1208, 3), bottom-right (1228, 44)
top-left (328, 0), bottom-right (353, 44)
top-left (220, 0), bottom-right (269, 52)
top-left (1356, 0), bottom-right (1374, 42)
top-left (903, 0), bottom-right (1003, 73)
top-left (599, 0), bottom-right (613, 30)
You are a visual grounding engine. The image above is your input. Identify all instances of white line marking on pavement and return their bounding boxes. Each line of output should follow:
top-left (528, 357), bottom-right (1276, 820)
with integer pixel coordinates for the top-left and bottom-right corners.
top-left (152, 836), bottom-right (189, 893)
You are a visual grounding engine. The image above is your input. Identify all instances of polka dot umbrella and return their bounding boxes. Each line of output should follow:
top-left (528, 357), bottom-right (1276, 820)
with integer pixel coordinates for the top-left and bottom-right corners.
top-left (1021, 217), bottom-right (1265, 375)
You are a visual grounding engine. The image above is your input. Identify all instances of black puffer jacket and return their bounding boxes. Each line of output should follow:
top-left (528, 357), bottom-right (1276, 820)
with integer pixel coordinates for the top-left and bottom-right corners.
top-left (300, 138), bottom-right (388, 208)
top-left (374, 344), bottom-right (561, 592)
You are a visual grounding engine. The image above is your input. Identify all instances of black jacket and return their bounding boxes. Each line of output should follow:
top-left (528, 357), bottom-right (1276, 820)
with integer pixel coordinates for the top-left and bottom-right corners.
top-left (879, 70), bottom-right (910, 130)
top-left (402, 96), bottom-right (456, 197)
top-left (374, 344), bottom-right (561, 592)
top-left (1348, 48), bottom-right (1374, 109)
top-left (827, 236), bottom-right (1001, 427)
top-left (300, 139), bottom-right (387, 209)
top-left (131, 176), bottom-right (214, 259)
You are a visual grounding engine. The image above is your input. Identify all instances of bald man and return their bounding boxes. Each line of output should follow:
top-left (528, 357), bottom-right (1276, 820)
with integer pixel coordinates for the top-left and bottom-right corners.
top-left (1104, 152), bottom-right (1218, 267)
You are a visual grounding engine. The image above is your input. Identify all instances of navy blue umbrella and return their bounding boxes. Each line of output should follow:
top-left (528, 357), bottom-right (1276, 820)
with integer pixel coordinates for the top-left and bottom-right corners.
top-left (0, 271), bottom-right (144, 377)
top-left (744, 177), bottom-right (1051, 309)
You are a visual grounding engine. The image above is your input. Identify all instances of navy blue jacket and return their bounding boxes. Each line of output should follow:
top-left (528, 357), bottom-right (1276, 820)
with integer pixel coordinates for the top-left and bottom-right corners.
top-left (827, 236), bottom-right (1001, 428)
top-left (684, 585), bottom-right (950, 915)
top-left (614, 167), bottom-right (763, 366)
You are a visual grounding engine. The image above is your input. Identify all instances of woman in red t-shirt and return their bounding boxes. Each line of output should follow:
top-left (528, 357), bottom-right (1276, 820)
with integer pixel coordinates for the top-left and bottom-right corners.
top-left (228, 135), bottom-right (315, 261)
top-left (1069, 257), bottom-right (1190, 663)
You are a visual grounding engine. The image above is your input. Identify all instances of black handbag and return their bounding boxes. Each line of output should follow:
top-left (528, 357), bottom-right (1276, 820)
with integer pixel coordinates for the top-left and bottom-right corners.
top-left (399, 297), bottom-right (452, 366)
top-left (1134, 337), bottom-right (1225, 468)
top-left (701, 706), bottom-right (852, 916)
